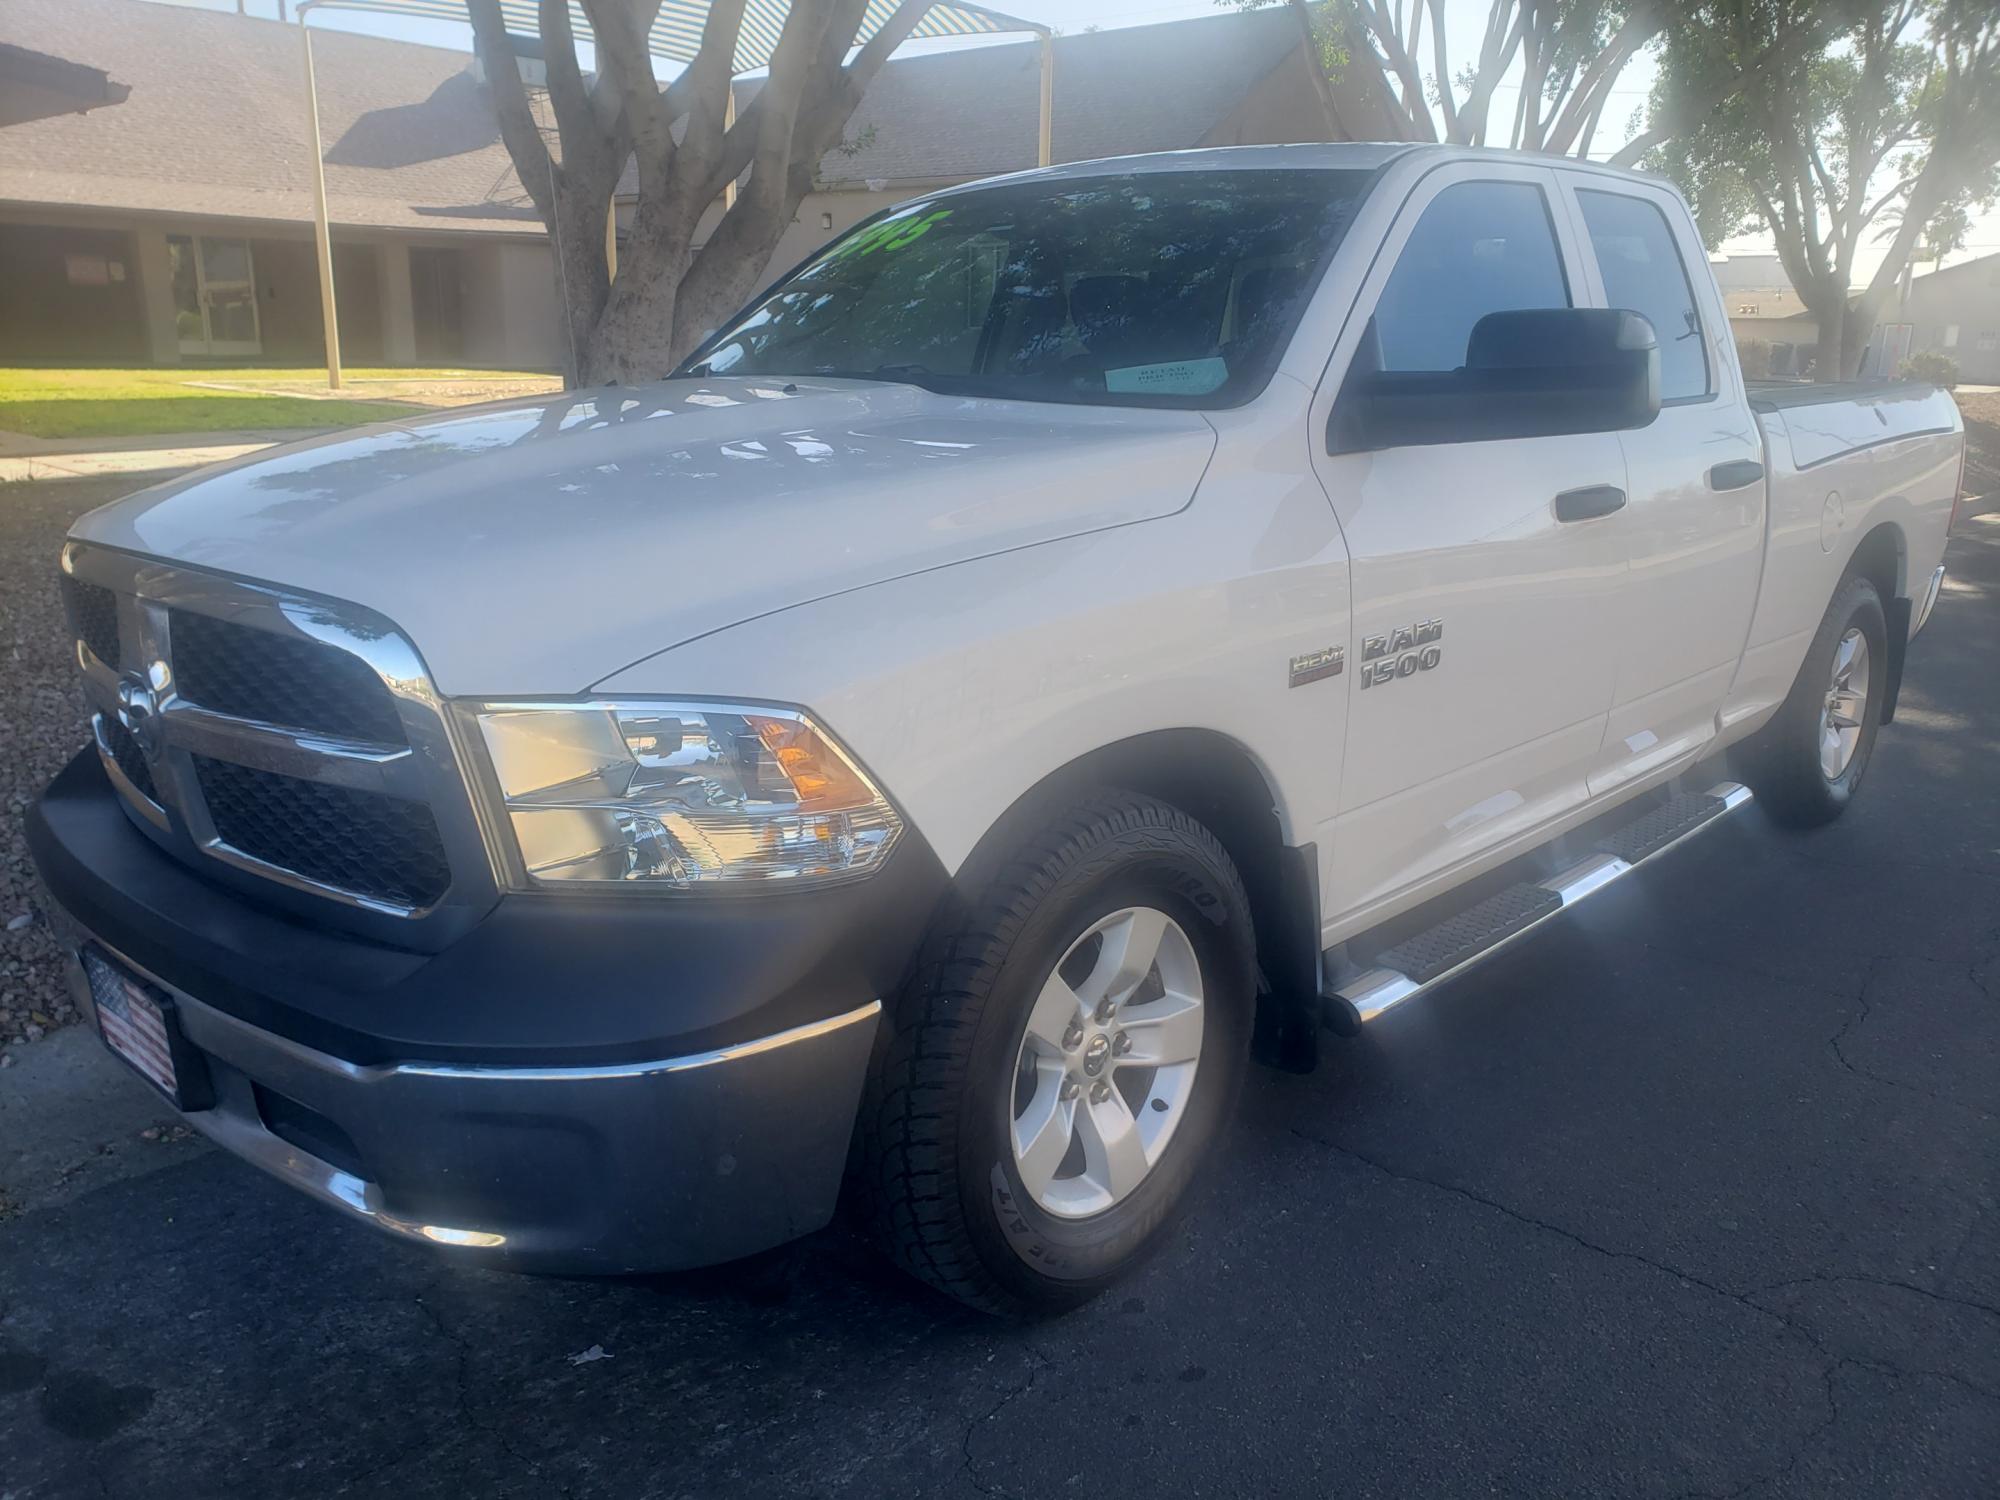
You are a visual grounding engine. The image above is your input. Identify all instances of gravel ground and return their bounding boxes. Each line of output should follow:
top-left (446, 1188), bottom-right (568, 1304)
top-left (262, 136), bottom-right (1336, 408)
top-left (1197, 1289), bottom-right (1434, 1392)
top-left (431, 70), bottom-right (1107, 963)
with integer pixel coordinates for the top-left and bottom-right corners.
top-left (1959, 390), bottom-right (2000, 498)
top-left (0, 479), bottom-right (128, 1063)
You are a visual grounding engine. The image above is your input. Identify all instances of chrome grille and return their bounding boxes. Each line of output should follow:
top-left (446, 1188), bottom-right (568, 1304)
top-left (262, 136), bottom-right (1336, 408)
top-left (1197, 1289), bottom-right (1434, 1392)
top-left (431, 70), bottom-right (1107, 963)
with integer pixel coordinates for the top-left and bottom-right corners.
top-left (63, 574), bottom-right (122, 668)
top-left (59, 543), bottom-right (494, 941)
top-left (193, 756), bottom-right (451, 909)
top-left (97, 713), bottom-right (160, 807)
top-left (171, 608), bottom-right (409, 747)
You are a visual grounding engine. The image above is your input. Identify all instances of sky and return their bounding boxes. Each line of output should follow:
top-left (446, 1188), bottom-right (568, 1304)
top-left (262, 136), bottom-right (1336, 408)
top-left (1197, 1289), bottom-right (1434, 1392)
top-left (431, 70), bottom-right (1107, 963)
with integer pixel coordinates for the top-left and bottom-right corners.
top-left (145, 0), bottom-right (1997, 283)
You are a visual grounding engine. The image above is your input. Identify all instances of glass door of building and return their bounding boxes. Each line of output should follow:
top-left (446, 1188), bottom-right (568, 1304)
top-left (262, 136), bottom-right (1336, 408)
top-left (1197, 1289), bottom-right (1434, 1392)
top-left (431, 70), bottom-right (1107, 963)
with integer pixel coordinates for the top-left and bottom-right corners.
top-left (169, 235), bottom-right (262, 356)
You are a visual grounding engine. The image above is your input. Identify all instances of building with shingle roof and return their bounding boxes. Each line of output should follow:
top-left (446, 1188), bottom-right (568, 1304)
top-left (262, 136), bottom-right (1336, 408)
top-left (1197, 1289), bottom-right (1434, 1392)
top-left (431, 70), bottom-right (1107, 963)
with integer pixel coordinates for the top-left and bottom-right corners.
top-left (0, 0), bottom-right (559, 367)
top-left (1, 0), bottom-right (1357, 370)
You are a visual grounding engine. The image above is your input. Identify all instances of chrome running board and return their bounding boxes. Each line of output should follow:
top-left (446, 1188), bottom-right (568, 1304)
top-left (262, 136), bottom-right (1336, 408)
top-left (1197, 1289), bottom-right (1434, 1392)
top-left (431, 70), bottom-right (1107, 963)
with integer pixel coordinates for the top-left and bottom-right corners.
top-left (1322, 782), bottom-right (1753, 1033)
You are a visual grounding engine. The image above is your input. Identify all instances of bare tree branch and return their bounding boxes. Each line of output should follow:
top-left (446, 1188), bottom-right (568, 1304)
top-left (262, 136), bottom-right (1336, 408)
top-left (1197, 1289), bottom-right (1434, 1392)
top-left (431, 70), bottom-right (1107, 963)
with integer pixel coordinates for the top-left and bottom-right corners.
top-left (1424, 0), bottom-right (1456, 139)
top-left (467, 0), bottom-right (554, 222)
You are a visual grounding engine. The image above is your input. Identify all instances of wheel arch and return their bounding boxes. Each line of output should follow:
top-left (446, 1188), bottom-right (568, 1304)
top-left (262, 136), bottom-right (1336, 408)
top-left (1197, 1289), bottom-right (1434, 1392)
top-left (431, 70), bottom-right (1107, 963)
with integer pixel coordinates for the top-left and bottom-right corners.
top-left (956, 727), bottom-right (1325, 1074)
top-left (1844, 519), bottom-right (1907, 603)
top-left (1842, 520), bottom-right (1910, 721)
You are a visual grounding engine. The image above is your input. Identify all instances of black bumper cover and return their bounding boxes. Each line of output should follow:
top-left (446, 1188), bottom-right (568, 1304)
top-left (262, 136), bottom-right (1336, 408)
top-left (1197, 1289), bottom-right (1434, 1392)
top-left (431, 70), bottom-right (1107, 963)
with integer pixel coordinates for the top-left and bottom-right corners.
top-left (28, 750), bottom-right (947, 1271)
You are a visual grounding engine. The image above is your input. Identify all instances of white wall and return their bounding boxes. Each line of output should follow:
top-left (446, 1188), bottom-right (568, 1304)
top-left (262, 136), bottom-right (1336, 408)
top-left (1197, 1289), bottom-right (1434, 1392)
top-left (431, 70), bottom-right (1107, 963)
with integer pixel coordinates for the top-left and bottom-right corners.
top-left (379, 241), bottom-right (417, 365)
top-left (497, 242), bottom-right (564, 368)
top-left (455, 240), bottom-right (564, 370)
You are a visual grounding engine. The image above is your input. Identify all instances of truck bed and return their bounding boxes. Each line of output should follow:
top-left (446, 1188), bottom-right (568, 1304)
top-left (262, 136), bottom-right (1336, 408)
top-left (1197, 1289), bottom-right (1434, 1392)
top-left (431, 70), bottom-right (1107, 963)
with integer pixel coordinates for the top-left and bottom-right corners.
top-left (1744, 377), bottom-right (1932, 412)
top-left (1749, 380), bottom-right (1960, 472)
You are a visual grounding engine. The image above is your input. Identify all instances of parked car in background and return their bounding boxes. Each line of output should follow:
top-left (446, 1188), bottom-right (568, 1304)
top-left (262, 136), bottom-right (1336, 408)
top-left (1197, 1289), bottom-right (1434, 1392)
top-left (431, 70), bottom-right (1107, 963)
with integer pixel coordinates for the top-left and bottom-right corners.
top-left (31, 145), bottom-right (1967, 1315)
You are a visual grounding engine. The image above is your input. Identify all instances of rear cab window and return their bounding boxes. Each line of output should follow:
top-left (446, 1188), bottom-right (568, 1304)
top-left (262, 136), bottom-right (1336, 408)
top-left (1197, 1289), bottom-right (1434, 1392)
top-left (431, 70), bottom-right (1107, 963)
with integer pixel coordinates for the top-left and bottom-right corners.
top-left (1575, 189), bottom-right (1712, 402)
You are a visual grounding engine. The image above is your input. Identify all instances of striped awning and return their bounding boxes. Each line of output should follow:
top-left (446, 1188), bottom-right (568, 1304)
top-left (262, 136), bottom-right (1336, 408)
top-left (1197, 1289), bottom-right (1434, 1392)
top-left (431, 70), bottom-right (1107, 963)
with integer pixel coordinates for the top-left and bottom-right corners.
top-left (300, 1), bottom-right (1044, 72)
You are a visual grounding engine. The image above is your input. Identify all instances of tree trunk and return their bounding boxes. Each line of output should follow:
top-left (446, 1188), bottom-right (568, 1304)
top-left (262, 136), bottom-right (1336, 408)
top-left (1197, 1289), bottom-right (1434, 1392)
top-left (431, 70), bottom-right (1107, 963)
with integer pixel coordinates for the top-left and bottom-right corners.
top-left (552, 192), bottom-right (618, 385)
top-left (1839, 306), bottom-right (1876, 380)
top-left (1810, 297), bottom-right (1845, 383)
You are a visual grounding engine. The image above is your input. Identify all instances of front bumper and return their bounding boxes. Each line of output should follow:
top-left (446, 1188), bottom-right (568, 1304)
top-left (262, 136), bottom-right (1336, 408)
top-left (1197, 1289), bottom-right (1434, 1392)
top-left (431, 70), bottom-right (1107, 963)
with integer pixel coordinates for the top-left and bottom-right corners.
top-left (30, 750), bottom-right (945, 1273)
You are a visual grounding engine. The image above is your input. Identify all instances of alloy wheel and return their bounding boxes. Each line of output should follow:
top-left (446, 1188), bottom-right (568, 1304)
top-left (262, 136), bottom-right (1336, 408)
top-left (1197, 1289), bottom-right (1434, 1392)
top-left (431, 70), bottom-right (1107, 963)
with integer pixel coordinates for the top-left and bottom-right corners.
top-left (1819, 626), bottom-right (1871, 780)
top-left (1008, 906), bottom-right (1205, 1219)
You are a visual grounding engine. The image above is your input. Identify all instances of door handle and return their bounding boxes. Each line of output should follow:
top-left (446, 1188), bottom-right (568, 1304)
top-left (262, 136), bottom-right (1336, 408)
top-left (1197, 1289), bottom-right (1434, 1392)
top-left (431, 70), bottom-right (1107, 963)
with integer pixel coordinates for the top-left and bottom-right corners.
top-left (1554, 484), bottom-right (1626, 523)
top-left (1707, 459), bottom-right (1765, 491)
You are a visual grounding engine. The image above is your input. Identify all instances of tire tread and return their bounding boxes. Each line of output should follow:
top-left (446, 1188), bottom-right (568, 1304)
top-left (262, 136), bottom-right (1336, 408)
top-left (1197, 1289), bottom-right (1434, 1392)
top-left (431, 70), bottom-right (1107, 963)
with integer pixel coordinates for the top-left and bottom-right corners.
top-left (856, 789), bottom-right (1249, 1315)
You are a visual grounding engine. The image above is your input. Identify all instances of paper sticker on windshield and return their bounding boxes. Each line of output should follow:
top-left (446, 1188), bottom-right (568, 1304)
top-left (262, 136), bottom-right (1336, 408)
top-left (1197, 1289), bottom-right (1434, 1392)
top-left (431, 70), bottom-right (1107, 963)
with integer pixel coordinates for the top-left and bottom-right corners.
top-left (826, 208), bottom-right (953, 262)
top-left (1103, 358), bottom-right (1228, 396)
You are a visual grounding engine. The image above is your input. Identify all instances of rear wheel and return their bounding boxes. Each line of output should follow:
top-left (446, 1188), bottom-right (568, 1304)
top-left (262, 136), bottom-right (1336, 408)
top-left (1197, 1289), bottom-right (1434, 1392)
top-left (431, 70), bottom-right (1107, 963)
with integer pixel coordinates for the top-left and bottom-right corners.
top-left (859, 790), bottom-right (1255, 1316)
top-left (1733, 573), bottom-right (1888, 827)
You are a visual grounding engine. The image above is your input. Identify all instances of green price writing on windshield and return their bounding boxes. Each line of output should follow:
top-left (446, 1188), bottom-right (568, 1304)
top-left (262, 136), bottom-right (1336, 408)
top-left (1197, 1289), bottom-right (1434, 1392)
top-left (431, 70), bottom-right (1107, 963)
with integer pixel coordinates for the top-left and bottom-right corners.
top-left (825, 208), bottom-right (954, 262)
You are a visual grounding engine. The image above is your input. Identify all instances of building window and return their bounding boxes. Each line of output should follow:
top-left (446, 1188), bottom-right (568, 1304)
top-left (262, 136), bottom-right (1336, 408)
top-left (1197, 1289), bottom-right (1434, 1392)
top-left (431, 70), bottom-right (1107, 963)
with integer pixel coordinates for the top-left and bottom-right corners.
top-left (1977, 330), bottom-right (1997, 353)
top-left (1942, 323), bottom-right (1959, 348)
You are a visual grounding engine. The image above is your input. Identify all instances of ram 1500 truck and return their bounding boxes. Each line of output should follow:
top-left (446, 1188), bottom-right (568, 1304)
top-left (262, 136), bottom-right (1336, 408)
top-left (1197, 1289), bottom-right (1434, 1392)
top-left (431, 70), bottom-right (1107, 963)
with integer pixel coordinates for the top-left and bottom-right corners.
top-left (31, 145), bottom-right (1969, 1315)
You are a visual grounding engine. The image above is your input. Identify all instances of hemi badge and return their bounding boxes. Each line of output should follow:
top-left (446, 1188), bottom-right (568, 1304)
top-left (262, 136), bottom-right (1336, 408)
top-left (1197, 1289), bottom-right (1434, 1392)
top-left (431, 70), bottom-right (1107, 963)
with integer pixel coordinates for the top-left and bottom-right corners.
top-left (1289, 645), bottom-right (1344, 687)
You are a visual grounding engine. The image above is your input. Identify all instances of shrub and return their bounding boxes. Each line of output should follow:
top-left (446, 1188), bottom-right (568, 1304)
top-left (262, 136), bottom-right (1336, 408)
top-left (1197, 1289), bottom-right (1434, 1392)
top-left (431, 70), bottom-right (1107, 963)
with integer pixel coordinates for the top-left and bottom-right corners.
top-left (1735, 337), bottom-right (1773, 378)
top-left (1899, 350), bottom-right (1959, 388)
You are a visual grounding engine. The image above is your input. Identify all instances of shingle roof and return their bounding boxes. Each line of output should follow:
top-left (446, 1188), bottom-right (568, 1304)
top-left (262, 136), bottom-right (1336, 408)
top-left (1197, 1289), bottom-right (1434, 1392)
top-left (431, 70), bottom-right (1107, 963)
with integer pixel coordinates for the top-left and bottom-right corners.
top-left (618, 5), bottom-right (1319, 198)
top-left (0, 0), bottom-right (540, 235)
top-left (817, 6), bottom-right (1314, 187)
top-left (1, 0), bottom-right (1320, 233)
top-left (0, 40), bottom-right (130, 126)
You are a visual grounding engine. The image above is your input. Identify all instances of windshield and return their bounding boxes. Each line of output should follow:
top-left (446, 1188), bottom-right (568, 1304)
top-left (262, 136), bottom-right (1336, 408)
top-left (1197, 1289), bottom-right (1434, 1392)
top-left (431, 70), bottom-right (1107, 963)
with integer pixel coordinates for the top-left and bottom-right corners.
top-left (683, 169), bottom-right (1375, 409)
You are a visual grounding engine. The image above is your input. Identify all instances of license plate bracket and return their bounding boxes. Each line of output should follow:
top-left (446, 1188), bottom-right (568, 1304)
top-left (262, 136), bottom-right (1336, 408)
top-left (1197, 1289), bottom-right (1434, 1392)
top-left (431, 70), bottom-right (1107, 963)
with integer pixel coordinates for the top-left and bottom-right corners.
top-left (80, 947), bottom-right (213, 1112)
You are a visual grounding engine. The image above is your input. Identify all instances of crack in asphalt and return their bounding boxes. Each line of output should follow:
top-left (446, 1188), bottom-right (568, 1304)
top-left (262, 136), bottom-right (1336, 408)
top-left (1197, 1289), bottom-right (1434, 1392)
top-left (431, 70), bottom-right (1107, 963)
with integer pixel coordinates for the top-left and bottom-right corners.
top-left (1289, 1126), bottom-right (1791, 1324)
top-left (1658, 928), bottom-right (2000, 1128)
top-left (957, 1346), bottom-right (1048, 1500)
top-left (402, 1287), bottom-right (552, 1494)
top-left (1827, 956), bottom-right (2000, 1124)
top-left (1752, 1271), bottom-right (2000, 1325)
top-left (322, 1294), bottom-right (472, 1496)
top-left (1288, 1127), bottom-right (1999, 1499)
top-left (1674, 1357), bottom-right (1843, 1500)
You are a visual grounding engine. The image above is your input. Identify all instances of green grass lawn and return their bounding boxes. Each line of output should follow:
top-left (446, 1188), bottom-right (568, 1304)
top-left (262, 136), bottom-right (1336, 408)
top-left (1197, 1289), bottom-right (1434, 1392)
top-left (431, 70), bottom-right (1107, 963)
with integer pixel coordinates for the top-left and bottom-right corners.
top-left (0, 367), bottom-right (555, 441)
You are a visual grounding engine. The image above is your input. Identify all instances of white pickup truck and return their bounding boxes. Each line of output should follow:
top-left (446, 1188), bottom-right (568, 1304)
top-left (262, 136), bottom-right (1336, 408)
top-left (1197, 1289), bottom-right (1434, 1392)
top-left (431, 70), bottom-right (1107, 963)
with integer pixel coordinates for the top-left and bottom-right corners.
top-left (33, 145), bottom-right (1968, 1315)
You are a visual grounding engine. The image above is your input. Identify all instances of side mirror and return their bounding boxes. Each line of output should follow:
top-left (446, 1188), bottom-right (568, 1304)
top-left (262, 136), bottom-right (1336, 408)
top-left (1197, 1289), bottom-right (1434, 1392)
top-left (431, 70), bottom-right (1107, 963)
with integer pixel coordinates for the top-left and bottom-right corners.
top-left (1330, 307), bottom-right (1661, 453)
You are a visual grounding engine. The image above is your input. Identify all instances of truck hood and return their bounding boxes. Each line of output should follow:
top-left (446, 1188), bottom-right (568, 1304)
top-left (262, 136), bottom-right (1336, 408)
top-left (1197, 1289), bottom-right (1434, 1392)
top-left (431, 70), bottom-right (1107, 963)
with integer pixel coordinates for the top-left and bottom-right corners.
top-left (73, 377), bottom-right (1216, 694)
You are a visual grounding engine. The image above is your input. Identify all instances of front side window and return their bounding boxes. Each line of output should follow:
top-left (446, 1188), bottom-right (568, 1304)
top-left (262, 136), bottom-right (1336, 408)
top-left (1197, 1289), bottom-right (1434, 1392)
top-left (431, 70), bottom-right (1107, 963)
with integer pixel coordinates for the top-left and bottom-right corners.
top-left (1364, 179), bottom-right (1571, 374)
top-left (684, 169), bottom-right (1375, 409)
top-left (1577, 189), bottom-right (1711, 401)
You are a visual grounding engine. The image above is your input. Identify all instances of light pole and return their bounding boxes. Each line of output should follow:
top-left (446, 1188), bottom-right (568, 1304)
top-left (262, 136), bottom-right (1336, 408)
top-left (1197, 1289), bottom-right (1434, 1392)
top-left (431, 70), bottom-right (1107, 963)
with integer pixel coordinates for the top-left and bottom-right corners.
top-left (296, 0), bottom-right (342, 389)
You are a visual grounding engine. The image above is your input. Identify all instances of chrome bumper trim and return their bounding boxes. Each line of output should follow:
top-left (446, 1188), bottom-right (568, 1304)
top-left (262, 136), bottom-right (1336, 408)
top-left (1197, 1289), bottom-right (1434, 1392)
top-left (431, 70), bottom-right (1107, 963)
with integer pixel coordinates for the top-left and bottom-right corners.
top-left (395, 1001), bottom-right (883, 1082)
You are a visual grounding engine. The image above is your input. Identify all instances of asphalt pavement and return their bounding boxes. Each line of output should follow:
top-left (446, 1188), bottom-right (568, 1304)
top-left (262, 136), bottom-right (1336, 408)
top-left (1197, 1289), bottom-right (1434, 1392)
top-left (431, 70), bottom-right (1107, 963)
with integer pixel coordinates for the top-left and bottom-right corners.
top-left (3, 500), bottom-right (1996, 1499)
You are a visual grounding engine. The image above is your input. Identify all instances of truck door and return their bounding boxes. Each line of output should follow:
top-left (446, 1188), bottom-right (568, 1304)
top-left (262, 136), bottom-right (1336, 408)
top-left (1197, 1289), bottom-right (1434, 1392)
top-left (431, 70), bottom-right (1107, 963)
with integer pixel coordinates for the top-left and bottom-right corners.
top-left (1557, 172), bottom-right (1767, 794)
top-left (1307, 162), bottom-right (1627, 926)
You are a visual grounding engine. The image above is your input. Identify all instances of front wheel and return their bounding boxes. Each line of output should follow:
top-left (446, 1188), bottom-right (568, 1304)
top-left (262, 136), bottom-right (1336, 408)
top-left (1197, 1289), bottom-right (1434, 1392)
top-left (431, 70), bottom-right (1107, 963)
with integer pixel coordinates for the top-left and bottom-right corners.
top-left (858, 790), bottom-right (1256, 1316)
top-left (1732, 572), bottom-right (1888, 828)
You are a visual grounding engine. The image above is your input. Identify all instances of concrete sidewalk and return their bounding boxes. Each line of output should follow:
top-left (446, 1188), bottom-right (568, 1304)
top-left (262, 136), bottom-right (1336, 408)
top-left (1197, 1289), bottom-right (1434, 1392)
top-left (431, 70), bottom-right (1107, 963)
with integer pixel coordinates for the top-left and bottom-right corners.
top-left (0, 427), bottom-right (331, 483)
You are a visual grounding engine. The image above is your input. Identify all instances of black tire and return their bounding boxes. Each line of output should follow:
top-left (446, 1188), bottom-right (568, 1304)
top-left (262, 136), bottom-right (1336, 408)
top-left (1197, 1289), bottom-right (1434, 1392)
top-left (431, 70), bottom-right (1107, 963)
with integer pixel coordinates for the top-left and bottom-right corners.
top-left (1732, 572), bottom-right (1888, 828)
top-left (858, 790), bottom-right (1256, 1317)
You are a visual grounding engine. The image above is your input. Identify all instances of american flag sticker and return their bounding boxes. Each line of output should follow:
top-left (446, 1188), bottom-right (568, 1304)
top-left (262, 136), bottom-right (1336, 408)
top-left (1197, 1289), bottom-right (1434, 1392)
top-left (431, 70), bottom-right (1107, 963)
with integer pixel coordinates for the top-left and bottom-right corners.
top-left (83, 948), bottom-right (180, 1102)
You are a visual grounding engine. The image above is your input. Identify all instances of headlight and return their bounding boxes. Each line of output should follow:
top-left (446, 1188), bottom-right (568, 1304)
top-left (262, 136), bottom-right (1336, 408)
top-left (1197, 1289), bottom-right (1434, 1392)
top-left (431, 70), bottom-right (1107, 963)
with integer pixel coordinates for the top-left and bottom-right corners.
top-left (465, 700), bottom-right (902, 890)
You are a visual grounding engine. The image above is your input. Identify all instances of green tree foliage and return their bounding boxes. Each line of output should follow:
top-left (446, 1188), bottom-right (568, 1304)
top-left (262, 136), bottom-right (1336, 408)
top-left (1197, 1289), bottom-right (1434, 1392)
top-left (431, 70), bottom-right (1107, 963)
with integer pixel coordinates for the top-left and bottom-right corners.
top-left (1647, 0), bottom-right (2000, 379)
top-left (1899, 349), bottom-right (1958, 387)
